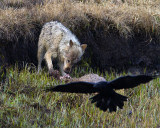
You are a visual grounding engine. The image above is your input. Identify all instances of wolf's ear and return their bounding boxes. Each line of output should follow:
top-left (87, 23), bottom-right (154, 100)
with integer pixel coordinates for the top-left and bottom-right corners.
top-left (69, 40), bottom-right (73, 47)
top-left (81, 44), bottom-right (87, 52)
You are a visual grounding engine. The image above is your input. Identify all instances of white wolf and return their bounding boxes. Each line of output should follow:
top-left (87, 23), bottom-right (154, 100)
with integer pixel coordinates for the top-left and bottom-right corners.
top-left (37, 21), bottom-right (87, 76)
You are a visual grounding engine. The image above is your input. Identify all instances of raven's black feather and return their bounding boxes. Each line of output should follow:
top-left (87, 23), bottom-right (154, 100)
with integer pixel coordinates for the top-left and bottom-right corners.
top-left (45, 74), bottom-right (157, 112)
top-left (45, 81), bottom-right (96, 93)
top-left (108, 75), bottom-right (158, 89)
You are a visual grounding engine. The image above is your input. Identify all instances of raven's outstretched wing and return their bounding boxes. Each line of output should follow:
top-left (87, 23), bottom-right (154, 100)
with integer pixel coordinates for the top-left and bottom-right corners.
top-left (108, 75), bottom-right (157, 90)
top-left (45, 81), bottom-right (128, 112)
top-left (45, 81), bottom-right (97, 93)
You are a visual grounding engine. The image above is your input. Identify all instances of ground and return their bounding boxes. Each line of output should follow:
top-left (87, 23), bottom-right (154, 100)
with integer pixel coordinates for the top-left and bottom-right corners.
top-left (0, 65), bottom-right (160, 127)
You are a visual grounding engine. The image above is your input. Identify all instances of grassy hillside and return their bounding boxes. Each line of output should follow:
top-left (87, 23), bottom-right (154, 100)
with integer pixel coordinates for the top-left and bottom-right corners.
top-left (0, 65), bottom-right (160, 127)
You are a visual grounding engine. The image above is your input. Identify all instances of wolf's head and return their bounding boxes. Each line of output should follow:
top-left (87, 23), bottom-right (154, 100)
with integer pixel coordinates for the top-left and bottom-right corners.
top-left (63, 40), bottom-right (87, 74)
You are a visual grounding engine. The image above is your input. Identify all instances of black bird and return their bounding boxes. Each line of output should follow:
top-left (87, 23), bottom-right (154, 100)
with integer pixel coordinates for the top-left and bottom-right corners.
top-left (45, 74), bottom-right (158, 112)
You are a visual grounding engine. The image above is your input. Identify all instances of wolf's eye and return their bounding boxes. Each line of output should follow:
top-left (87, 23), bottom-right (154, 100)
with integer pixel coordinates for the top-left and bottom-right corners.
top-left (67, 60), bottom-right (71, 63)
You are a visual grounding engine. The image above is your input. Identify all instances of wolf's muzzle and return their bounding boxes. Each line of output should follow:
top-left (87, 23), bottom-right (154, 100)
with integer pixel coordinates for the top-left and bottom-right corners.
top-left (64, 67), bottom-right (71, 73)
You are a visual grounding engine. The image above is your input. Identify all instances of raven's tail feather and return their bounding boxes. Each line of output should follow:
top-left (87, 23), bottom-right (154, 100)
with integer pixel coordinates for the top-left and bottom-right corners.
top-left (90, 92), bottom-right (127, 112)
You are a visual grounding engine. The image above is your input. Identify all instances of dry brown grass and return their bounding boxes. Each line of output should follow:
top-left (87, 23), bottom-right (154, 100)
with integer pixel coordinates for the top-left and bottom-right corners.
top-left (0, 0), bottom-right (160, 42)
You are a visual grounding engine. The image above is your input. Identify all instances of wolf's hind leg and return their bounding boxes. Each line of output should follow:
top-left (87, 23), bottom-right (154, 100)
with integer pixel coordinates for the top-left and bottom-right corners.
top-left (37, 46), bottom-right (45, 73)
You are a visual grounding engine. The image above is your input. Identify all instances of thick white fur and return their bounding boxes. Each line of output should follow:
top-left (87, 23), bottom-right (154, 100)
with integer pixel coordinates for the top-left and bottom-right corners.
top-left (37, 21), bottom-right (86, 75)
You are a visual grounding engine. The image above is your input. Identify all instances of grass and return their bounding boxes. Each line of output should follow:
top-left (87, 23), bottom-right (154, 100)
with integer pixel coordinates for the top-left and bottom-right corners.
top-left (0, 64), bottom-right (160, 127)
top-left (1, 0), bottom-right (160, 70)
top-left (1, 0), bottom-right (160, 127)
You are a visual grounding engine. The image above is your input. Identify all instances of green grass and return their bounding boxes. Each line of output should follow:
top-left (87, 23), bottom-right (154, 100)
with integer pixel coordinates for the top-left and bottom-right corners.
top-left (0, 64), bottom-right (160, 127)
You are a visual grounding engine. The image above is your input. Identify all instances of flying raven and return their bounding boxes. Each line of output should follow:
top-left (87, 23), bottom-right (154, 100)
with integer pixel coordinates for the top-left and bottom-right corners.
top-left (45, 74), bottom-right (158, 112)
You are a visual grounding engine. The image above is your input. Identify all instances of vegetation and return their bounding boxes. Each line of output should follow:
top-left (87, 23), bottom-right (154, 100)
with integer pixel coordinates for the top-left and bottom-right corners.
top-left (1, 0), bottom-right (160, 127)
top-left (0, 0), bottom-right (160, 42)
top-left (0, 65), bottom-right (160, 127)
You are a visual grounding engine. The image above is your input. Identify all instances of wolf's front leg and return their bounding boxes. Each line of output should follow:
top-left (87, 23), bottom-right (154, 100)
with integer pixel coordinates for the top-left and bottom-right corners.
top-left (44, 50), bottom-right (60, 79)
top-left (44, 51), bottom-right (53, 73)
top-left (58, 63), bottom-right (71, 80)
top-left (58, 62), bottom-right (66, 76)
